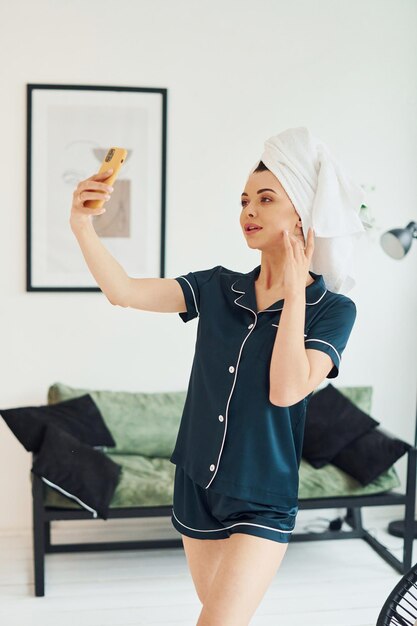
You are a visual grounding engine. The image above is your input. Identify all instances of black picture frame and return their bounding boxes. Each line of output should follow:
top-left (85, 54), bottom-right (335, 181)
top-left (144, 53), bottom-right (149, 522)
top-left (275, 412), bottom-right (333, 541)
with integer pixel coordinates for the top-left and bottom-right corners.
top-left (26, 83), bottom-right (167, 292)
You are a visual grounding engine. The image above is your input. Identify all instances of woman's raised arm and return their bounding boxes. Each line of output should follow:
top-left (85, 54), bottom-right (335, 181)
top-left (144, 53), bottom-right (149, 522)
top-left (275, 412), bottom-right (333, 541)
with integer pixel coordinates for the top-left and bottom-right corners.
top-left (70, 169), bottom-right (186, 313)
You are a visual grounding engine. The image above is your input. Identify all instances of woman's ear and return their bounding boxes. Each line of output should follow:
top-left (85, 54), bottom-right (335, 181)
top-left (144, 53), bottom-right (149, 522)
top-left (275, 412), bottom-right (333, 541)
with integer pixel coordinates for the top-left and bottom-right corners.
top-left (294, 216), bottom-right (305, 246)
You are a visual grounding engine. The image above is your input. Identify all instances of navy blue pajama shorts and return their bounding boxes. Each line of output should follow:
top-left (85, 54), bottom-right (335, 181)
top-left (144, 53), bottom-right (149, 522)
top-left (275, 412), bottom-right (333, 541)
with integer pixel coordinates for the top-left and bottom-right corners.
top-left (170, 464), bottom-right (298, 544)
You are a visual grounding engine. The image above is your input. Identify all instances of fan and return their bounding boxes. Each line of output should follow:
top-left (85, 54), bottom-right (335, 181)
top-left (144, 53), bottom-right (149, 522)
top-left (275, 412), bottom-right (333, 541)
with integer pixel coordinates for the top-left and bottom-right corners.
top-left (376, 561), bottom-right (417, 625)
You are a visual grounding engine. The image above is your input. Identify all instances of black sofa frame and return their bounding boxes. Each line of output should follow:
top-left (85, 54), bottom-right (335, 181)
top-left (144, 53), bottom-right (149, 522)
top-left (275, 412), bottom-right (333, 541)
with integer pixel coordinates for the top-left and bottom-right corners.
top-left (32, 445), bottom-right (417, 597)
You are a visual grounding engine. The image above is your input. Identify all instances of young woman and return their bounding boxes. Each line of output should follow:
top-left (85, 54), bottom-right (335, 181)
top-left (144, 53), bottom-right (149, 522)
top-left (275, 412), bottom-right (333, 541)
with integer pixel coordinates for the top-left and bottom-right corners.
top-left (70, 127), bottom-right (364, 626)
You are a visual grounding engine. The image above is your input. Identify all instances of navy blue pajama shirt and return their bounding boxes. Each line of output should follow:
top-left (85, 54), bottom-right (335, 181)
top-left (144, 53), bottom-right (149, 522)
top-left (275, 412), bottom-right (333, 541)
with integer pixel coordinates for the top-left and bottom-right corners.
top-left (169, 264), bottom-right (357, 509)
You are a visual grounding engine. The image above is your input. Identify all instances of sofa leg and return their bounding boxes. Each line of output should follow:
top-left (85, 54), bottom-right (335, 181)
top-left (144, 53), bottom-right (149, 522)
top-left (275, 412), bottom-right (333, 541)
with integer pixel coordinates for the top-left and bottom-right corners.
top-left (32, 472), bottom-right (45, 597)
top-left (44, 521), bottom-right (51, 551)
top-left (345, 507), bottom-right (363, 532)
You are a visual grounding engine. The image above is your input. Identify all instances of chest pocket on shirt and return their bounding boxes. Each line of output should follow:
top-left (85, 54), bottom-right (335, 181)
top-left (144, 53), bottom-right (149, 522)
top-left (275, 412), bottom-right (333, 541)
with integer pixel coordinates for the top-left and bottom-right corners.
top-left (255, 323), bottom-right (280, 363)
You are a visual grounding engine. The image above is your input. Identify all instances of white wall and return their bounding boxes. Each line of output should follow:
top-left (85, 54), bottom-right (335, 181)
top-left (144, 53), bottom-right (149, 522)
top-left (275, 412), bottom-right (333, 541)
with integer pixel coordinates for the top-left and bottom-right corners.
top-left (0, 0), bottom-right (416, 531)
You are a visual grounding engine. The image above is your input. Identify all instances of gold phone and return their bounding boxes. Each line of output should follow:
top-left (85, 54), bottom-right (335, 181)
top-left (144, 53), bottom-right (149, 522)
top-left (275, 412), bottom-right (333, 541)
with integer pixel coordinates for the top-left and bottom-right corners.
top-left (85, 147), bottom-right (128, 209)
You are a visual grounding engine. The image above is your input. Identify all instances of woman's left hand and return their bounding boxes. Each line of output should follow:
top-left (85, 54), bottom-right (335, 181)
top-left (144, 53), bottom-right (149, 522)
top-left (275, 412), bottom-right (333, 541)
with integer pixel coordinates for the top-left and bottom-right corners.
top-left (282, 227), bottom-right (315, 298)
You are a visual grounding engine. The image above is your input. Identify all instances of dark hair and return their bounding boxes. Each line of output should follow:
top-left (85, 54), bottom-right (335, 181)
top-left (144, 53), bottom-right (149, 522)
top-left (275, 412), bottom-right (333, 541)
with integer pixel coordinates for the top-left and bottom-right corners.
top-left (253, 160), bottom-right (269, 173)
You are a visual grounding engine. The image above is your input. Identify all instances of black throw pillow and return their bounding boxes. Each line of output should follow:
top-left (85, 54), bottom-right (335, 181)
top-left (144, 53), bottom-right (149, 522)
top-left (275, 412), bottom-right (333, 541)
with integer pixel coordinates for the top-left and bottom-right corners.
top-left (331, 427), bottom-right (411, 485)
top-left (0, 394), bottom-right (116, 452)
top-left (303, 383), bottom-right (380, 468)
top-left (32, 423), bottom-right (122, 520)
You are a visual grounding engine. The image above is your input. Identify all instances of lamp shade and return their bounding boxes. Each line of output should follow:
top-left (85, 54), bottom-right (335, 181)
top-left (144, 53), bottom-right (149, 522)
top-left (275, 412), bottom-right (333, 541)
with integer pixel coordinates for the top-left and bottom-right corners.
top-left (380, 221), bottom-right (417, 259)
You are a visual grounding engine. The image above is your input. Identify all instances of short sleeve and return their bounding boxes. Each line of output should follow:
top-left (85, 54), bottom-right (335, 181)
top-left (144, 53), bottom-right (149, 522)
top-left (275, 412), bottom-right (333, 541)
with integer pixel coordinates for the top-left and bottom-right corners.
top-left (304, 297), bottom-right (357, 378)
top-left (174, 266), bottom-right (220, 323)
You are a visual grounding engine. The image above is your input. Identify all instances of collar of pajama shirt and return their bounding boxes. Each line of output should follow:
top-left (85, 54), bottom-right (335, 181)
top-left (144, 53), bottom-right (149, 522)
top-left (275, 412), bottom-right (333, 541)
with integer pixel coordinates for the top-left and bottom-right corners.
top-left (170, 264), bottom-right (357, 507)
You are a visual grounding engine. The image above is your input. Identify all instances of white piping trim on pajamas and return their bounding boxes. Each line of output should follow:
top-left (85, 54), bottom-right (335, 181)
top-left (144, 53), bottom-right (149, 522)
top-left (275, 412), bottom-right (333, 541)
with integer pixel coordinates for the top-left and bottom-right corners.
top-left (204, 281), bottom-right (256, 490)
top-left (304, 338), bottom-right (340, 364)
top-left (40, 476), bottom-right (98, 518)
top-left (172, 507), bottom-right (294, 534)
top-left (305, 289), bottom-right (328, 306)
top-left (257, 287), bottom-right (327, 311)
top-left (177, 275), bottom-right (200, 316)
top-left (203, 273), bottom-right (328, 490)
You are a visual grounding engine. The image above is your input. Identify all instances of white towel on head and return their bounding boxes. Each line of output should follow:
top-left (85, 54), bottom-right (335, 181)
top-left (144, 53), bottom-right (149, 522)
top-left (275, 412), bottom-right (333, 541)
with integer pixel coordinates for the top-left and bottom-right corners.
top-left (247, 126), bottom-right (368, 294)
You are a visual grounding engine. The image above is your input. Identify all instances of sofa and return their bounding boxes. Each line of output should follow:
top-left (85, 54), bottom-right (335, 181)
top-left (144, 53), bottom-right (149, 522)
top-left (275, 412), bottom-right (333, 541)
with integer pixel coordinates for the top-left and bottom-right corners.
top-left (31, 381), bottom-right (416, 596)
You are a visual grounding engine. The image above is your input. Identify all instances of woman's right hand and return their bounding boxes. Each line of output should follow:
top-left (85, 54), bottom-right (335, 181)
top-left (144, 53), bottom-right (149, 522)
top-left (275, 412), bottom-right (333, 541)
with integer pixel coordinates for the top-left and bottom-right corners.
top-left (70, 169), bottom-right (114, 228)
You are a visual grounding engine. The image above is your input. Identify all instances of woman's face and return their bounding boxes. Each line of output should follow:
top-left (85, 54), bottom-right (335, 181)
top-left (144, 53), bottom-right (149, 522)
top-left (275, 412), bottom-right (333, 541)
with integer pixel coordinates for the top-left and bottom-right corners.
top-left (239, 169), bottom-right (305, 251)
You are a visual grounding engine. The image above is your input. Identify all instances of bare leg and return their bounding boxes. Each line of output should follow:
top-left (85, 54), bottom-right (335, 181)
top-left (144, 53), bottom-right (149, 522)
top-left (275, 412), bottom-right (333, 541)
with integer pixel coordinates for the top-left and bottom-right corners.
top-left (181, 534), bottom-right (229, 605)
top-left (196, 532), bottom-right (289, 626)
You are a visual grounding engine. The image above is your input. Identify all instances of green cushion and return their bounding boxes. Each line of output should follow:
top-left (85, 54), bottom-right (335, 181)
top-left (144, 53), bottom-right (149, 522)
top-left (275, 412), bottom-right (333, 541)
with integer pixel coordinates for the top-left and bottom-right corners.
top-left (42, 455), bottom-right (175, 509)
top-left (43, 382), bottom-right (401, 510)
top-left (42, 452), bottom-right (401, 510)
top-left (48, 382), bottom-right (372, 458)
top-left (47, 382), bottom-right (185, 457)
top-left (298, 458), bottom-right (400, 499)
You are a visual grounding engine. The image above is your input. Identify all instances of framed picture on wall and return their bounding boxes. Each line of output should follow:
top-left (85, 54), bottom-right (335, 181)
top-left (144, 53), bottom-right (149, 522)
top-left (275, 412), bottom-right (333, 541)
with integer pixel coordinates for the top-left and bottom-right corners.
top-left (26, 83), bottom-right (167, 291)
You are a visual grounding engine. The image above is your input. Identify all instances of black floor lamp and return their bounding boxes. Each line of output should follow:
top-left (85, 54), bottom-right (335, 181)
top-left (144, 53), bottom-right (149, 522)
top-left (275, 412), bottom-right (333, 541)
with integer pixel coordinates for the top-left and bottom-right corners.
top-left (380, 220), bottom-right (417, 538)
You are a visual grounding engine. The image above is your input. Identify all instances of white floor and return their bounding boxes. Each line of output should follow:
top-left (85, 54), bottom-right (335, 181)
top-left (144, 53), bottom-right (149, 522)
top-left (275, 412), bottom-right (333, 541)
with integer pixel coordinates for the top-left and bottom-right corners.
top-left (0, 505), bottom-right (414, 626)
